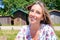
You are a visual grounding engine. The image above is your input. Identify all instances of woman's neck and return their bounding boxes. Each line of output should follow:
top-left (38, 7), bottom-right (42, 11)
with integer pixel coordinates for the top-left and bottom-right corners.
top-left (29, 23), bottom-right (41, 38)
top-left (30, 23), bottom-right (41, 31)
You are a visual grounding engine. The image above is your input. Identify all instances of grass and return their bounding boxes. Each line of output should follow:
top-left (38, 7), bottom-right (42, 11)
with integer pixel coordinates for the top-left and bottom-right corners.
top-left (1, 24), bottom-right (24, 26)
top-left (0, 30), bottom-right (19, 40)
top-left (55, 31), bottom-right (60, 40)
top-left (0, 30), bottom-right (60, 40)
top-left (53, 24), bottom-right (60, 26)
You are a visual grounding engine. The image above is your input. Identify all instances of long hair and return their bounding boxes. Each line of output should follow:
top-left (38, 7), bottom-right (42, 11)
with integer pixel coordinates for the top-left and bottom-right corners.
top-left (27, 1), bottom-right (52, 26)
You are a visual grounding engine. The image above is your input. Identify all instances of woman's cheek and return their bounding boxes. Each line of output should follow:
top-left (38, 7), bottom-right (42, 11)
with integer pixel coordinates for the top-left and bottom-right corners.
top-left (37, 15), bottom-right (42, 21)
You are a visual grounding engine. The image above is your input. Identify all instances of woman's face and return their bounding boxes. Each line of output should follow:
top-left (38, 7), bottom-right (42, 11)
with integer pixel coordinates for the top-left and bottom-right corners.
top-left (28, 4), bottom-right (43, 24)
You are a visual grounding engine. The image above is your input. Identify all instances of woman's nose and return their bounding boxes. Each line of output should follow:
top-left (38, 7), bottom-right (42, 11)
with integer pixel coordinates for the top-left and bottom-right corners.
top-left (32, 13), bottom-right (35, 16)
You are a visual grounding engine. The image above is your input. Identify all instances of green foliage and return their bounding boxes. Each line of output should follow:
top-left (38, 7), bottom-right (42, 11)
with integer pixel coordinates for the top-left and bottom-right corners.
top-left (41, 0), bottom-right (60, 10)
top-left (0, 0), bottom-right (60, 16)
top-left (0, 0), bottom-right (36, 16)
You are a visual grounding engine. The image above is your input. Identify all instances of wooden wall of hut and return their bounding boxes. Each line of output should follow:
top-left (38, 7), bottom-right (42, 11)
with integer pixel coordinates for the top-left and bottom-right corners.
top-left (13, 10), bottom-right (28, 26)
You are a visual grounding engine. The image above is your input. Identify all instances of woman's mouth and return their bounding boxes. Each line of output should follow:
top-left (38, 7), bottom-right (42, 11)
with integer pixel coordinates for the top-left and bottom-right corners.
top-left (29, 17), bottom-right (36, 22)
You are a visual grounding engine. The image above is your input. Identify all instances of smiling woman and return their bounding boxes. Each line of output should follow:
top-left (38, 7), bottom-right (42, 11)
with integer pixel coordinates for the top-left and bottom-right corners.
top-left (15, 1), bottom-right (57, 40)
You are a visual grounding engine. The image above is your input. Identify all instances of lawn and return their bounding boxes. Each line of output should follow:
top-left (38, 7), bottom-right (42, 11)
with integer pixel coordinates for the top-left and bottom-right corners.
top-left (55, 31), bottom-right (60, 40)
top-left (53, 24), bottom-right (60, 26)
top-left (0, 30), bottom-right (60, 40)
top-left (0, 30), bottom-right (19, 40)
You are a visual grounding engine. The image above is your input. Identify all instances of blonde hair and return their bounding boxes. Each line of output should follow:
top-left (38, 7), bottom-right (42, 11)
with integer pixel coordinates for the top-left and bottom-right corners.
top-left (27, 1), bottom-right (52, 26)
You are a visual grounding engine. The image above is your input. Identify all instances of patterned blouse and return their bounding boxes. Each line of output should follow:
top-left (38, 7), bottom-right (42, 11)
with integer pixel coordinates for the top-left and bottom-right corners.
top-left (16, 24), bottom-right (57, 40)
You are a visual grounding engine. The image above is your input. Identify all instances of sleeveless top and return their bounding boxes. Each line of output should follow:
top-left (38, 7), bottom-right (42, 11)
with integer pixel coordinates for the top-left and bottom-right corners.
top-left (16, 24), bottom-right (57, 40)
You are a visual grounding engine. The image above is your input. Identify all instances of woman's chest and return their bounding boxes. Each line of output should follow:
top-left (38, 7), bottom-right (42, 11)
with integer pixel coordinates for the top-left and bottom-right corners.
top-left (25, 29), bottom-right (45, 40)
top-left (23, 26), bottom-right (47, 40)
top-left (30, 31), bottom-right (40, 40)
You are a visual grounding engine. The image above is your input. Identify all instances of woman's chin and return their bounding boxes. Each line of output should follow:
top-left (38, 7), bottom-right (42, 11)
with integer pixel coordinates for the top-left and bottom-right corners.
top-left (29, 21), bottom-right (36, 24)
top-left (29, 20), bottom-right (37, 24)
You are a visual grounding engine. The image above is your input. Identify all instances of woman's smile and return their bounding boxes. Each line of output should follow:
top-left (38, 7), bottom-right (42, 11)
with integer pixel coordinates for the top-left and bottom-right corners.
top-left (29, 16), bottom-right (37, 23)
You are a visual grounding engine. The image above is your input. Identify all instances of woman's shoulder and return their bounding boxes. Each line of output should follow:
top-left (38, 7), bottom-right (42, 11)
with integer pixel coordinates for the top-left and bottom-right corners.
top-left (15, 25), bottom-right (29, 40)
top-left (16, 25), bottom-right (28, 36)
top-left (41, 24), bottom-right (54, 31)
top-left (41, 24), bottom-right (57, 40)
top-left (19, 25), bottom-right (29, 32)
top-left (21, 25), bottom-right (28, 29)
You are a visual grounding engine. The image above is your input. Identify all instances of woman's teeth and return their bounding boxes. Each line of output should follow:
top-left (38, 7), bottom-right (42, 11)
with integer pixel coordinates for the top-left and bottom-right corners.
top-left (30, 17), bottom-right (36, 21)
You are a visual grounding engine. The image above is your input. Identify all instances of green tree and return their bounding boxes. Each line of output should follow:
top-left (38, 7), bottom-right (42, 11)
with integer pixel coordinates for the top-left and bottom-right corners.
top-left (41, 0), bottom-right (60, 10)
top-left (0, 0), bottom-right (60, 16)
top-left (2, 0), bottom-right (36, 16)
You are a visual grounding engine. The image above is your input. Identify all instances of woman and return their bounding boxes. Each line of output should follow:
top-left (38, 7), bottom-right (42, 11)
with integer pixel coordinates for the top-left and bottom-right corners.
top-left (15, 1), bottom-right (57, 40)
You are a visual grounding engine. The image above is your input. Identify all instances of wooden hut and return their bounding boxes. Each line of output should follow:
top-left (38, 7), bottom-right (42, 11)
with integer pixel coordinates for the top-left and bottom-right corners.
top-left (0, 16), bottom-right (12, 26)
top-left (13, 9), bottom-right (28, 26)
top-left (50, 10), bottom-right (60, 24)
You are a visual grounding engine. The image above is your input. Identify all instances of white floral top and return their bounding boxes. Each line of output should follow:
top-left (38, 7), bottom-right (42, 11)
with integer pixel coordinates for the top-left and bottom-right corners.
top-left (16, 24), bottom-right (57, 40)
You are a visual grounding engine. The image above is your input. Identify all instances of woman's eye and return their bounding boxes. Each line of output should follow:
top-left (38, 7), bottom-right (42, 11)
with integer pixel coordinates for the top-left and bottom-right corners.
top-left (36, 11), bottom-right (40, 14)
top-left (30, 9), bottom-right (34, 12)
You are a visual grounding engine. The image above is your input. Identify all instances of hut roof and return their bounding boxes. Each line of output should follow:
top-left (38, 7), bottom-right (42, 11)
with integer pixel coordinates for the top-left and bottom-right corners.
top-left (13, 9), bottom-right (28, 14)
top-left (50, 10), bottom-right (60, 16)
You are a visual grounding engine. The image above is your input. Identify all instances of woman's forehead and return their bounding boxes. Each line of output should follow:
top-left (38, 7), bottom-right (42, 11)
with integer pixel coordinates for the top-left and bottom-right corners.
top-left (31, 4), bottom-right (43, 12)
